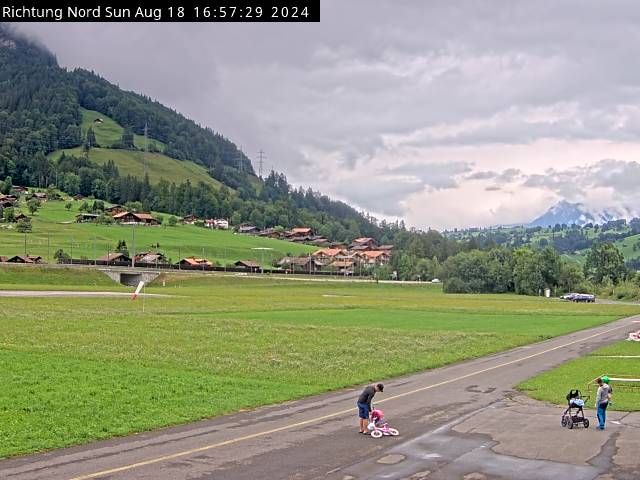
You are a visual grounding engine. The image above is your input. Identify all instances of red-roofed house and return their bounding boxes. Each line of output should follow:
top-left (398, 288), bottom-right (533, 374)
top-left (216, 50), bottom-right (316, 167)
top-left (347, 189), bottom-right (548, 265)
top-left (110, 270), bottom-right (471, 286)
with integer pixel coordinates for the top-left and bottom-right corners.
top-left (285, 227), bottom-right (314, 240)
top-left (178, 257), bottom-right (213, 268)
top-left (312, 248), bottom-right (346, 260)
top-left (359, 250), bottom-right (391, 265)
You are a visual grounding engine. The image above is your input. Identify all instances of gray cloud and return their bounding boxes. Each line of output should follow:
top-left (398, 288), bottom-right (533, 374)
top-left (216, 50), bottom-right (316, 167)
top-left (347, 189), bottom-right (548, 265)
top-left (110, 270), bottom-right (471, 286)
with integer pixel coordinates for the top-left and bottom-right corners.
top-left (521, 158), bottom-right (640, 206)
top-left (15, 1), bottom-right (640, 227)
top-left (382, 161), bottom-right (472, 190)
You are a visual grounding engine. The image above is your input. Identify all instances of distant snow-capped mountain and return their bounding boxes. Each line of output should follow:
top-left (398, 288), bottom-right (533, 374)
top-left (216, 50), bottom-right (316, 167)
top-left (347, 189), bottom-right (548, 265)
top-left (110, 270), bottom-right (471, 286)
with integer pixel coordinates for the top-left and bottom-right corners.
top-left (528, 201), bottom-right (639, 227)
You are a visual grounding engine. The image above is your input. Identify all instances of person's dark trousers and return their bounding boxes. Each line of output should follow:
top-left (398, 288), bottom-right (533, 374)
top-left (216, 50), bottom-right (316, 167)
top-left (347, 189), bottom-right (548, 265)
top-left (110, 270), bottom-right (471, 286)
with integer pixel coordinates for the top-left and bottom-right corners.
top-left (597, 402), bottom-right (608, 429)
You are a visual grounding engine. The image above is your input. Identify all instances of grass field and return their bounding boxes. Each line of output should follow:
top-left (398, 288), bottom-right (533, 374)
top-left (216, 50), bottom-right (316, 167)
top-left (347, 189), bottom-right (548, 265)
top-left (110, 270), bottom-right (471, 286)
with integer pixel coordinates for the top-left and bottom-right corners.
top-left (50, 147), bottom-right (222, 188)
top-left (1, 267), bottom-right (640, 457)
top-left (0, 200), bottom-right (314, 266)
top-left (79, 108), bottom-right (167, 152)
top-left (518, 340), bottom-right (640, 411)
top-left (615, 233), bottom-right (640, 261)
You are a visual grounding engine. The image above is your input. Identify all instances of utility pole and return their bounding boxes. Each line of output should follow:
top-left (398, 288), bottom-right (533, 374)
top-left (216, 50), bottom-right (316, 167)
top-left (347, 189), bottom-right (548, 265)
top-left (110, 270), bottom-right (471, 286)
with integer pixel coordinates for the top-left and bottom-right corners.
top-left (131, 224), bottom-right (136, 268)
top-left (143, 122), bottom-right (148, 178)
top-left (237, 146), bottom-right (244, 173)
top-left (258, 150), bottom-right (266, 178)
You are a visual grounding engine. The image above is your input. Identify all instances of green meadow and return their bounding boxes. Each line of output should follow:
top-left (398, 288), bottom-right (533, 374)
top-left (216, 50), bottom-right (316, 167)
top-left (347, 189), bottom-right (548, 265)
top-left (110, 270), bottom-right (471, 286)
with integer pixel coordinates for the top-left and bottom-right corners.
top-left (1, 266), bottom-right (639, 457)
top-left (78, 108), bottom-right (167, 151)
top-left (518, 340), bottom-right (640, 411)
top-left (0, 199), bottom-right (314, 266)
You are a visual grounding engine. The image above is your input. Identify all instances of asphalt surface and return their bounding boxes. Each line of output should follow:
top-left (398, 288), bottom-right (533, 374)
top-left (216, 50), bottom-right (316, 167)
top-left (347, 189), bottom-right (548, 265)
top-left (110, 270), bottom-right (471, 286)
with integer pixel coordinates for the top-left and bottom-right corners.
top-left (0, 290), bottom-right (168, 297)
top-left (2, 315), bottom-right (639, 480)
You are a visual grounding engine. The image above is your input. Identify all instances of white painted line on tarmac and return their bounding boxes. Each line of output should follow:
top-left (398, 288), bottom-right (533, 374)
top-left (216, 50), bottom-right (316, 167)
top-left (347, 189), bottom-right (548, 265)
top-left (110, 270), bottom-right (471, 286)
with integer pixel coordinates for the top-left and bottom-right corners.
top-left (67, 321), bottom-right (634, 480)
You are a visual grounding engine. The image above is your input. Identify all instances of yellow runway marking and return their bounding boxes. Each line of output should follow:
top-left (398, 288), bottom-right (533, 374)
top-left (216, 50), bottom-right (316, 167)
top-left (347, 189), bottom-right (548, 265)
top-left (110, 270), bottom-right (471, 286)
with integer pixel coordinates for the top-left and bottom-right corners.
top-left (68, 322), bottom-right (632, 480)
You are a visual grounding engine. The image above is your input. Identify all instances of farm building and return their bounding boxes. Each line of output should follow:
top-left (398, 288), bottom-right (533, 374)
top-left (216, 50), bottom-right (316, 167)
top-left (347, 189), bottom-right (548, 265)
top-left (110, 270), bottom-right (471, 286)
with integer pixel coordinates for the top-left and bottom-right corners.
top-left (234, 260), bottom-right (261, 272)
top-left (98, 252), bottom-right (131, 265)
top-left (312, 248), bottom-right (346, 260)
top-left (134, 252), bottom-right (167, 264)
top-left (285, 227), bottom-right (314, 239)
top-left (2, 255), bottom-right (45, 264)
top-left (204, 218), bottom-right (229, 229)
top-left (178, 257), bottom-right (213, 267)
top-left (112, 212), bottom-right (160, 225)
top-left (349, 237), bottom-right (378, 250)
top-left (278, 256), bottom-right (323, 273)
top-left (105, 205), bottom-right (125, 215)
top-left (328, 259), bottom-right (356, 274)
top-left (358, 250), bottom-right (391, 265)
top-left (237, 224), bottom-right (259, 234)
top-left (256, 227), bottom-right (281, 239)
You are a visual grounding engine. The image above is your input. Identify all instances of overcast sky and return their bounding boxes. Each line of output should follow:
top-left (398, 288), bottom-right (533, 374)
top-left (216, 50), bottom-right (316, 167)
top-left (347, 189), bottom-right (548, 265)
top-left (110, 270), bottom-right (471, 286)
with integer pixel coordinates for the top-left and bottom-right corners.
top-left (15, 1), bottom-right (640, 229)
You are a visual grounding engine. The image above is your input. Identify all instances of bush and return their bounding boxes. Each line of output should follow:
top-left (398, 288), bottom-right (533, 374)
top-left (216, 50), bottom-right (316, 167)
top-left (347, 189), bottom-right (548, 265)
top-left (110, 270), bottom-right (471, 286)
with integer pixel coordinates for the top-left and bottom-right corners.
top-left (16, 218), bottom-right (31, 233)
top-left (95, 214), bottom-right (114, 225)
top-left (54, 249), bottom-right (71, 264)
top-left (444, 277), bottom-right (470, 293)
top-left (599, 280), bottom-right (640, 301)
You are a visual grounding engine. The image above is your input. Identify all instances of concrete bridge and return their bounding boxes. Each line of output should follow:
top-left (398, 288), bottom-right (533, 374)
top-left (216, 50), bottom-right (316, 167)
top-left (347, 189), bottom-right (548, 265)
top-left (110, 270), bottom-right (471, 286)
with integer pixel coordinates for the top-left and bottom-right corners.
top-left (99, 267), bottom-right (161, 286)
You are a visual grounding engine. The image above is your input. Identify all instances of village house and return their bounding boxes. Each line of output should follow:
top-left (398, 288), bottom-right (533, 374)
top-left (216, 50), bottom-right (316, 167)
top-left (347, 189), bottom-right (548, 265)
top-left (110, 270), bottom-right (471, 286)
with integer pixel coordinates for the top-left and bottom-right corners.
top-left (359, 250), bottom-right (391, 266)
top-left (28, 192), bottom-right (47, 202)
top-left (3, 255), bottom-right (45, 264)
top-left (178, 257), bottom-right (213, 268)
top-left (312, 248), bottom-right (346, 261)
top-left (204, 218), bottom-right (229, 229)
top-left (285, 227), bottom-right (314, 240)
top-left (237, 224), bottom-right (259, 234)
top-left (278, 256), bottom-right (323, 273)
top-left (258, 227), bottom-right (283, 239)
top-left (378, 244), bottom-right (394, 252)
top-left (349, 237), bottom-right (378, 250)
top-left (98, 252), bottom-right (131, 265)
top-left (308, 236), bottom-right (330, 247)
top-left (0, 194), bottom-right (17, 206)
top-left (13, 212), bottom-right (29, 221)
top-left (104, 205), bottom-right (125, 215)
top-left (234, 260), bottom-right (261, 272)
top-left (328, 259), bottom-right (356, 275)
top-left (11, 186), bottom-right (27, 194)
top-left (134, 252), bottom-right (167, 264)
top-left (112, 211), bottom-right (160, 225)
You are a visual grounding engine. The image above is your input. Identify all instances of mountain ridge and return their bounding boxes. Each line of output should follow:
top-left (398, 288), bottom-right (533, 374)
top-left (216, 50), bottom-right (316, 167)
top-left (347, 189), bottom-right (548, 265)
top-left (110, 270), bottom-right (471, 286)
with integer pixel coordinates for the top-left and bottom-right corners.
top-left (529, 200), bottom-right (640, 227)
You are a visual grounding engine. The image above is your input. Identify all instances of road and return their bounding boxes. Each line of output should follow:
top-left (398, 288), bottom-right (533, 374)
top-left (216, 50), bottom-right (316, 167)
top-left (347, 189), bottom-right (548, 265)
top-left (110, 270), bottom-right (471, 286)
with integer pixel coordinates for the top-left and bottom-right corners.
top-left (0, 290), bottom-right (168, 297)
top-left (2, 315), bottom-right (639, 480)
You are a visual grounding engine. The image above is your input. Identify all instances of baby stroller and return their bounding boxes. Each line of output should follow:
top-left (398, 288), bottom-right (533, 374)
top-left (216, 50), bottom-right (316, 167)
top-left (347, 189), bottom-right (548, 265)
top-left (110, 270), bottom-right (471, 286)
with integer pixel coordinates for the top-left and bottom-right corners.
top-left (367, 408), bottom-right (399, 438)
top-left (561, 389), bottom-right (589, 429)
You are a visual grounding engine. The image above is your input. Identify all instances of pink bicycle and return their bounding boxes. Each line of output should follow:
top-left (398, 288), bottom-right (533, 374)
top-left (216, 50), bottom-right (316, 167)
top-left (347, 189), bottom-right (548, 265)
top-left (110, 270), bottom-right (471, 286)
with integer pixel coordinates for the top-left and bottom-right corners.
top-left (368, 408), bottom-right (400, 438)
